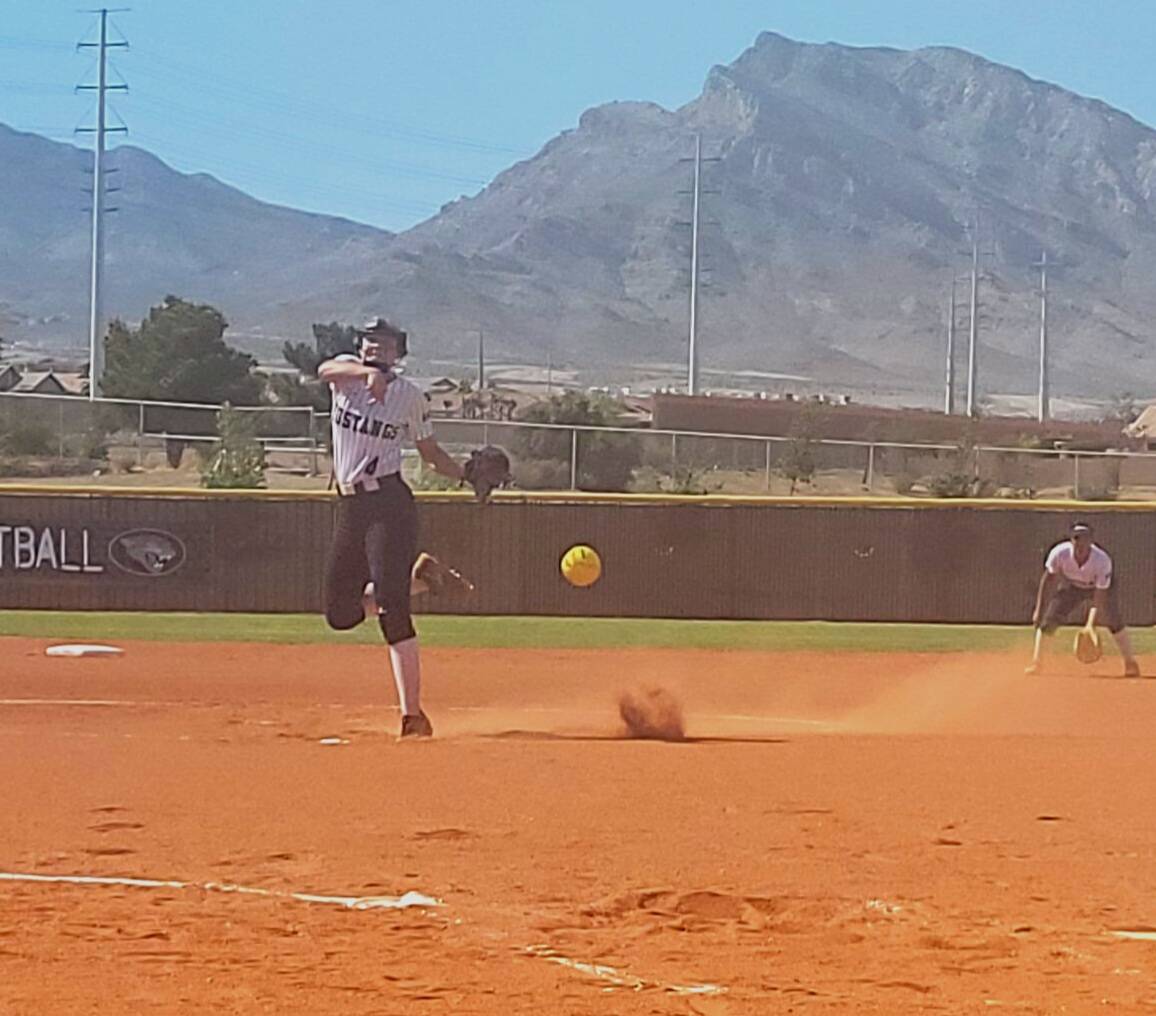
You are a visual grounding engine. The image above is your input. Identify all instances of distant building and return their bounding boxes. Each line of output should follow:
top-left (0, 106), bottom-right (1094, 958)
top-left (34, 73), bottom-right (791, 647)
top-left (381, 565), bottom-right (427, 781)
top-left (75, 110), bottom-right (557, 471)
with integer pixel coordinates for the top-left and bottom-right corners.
top-left (0, 367), bottom-right (87, 397)
top-left (1125, 405), bottom-right (1156, 448)
top-left (11, 371), bottom-right (71, 396)
top-left (652, 393), bottom-right (1126, 449)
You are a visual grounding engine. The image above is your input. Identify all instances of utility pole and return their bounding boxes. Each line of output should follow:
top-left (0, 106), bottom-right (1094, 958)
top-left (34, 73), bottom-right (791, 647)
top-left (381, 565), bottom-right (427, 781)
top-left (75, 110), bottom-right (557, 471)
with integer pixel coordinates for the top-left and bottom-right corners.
top-left (1035, 251), bottom-right (1049, 423)
top-left (476, 328), bottom-right (485, 390)
top-left (945, 278), bottom-right (956, 415)
top-left (77, 8), bottom-right (129, 400)
top-left (688, 134), bottom-right (703, 396)
top-left (965, 222), bottom-right (980, 417)
top-left (677, 134), bottom-right (720, 396)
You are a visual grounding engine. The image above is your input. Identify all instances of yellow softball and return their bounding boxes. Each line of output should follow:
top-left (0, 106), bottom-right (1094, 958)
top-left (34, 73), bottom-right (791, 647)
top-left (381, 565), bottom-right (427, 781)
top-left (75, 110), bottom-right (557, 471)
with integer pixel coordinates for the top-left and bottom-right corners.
top-left (560, 544), bottom-right (602, 587)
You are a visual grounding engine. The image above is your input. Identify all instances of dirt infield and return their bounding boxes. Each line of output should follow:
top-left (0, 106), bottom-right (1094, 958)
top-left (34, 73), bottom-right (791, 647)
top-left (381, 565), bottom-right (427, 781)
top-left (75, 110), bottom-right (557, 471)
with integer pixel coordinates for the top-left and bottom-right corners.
top-left (4, 637), bottom-right (1156, 1013)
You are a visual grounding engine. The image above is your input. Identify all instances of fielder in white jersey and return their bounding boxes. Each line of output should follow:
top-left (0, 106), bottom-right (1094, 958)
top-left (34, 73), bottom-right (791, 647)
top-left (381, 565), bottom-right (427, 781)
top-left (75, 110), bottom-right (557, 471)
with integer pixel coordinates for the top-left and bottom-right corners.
top-left (1027, 520), bottom-right (1140, 677)
top-left (317, 318), bottom-right (464, 738)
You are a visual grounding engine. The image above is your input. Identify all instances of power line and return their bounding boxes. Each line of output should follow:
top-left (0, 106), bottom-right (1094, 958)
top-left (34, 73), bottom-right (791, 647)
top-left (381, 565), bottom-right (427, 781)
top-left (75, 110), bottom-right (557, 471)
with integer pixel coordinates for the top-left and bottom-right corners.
top-left (0, 80), bottom-right (72, 94)
top-left (0, 30), bottom-right (532, 159)
top-left (125, 92), bottom-right (488, 187)
top-left (3, 124), bottom-right (79, 138)
top-left (127, 48), bottom-right (531, 158)
top-left (0, 35), bottom-right (74, 51)
top-left (124, 129), bottom-right (442, 218)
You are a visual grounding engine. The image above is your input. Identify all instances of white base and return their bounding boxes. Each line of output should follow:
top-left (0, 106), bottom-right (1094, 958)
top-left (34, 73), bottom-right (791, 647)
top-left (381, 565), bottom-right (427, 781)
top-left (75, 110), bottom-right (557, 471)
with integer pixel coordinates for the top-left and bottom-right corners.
top-left (45, 644), bottom-right (125, 658)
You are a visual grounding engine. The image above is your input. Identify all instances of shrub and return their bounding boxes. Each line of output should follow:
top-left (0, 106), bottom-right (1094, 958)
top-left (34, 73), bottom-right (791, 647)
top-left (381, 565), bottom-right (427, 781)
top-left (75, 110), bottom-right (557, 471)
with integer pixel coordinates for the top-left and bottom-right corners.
top-left (926, 472), bottom-right (994, 498)
top-left (3, 422), bottom-right (54, 457)
top-left (200, 405), bottom-right (266, 489)
top-left (408, 465), bottom-right (460, 491)
top-left (778, 434), bottom-right (816, 494)
top-left (510, 392), bottom-right (643, 492)
top-left (511, 458), bottom-right (569, 491)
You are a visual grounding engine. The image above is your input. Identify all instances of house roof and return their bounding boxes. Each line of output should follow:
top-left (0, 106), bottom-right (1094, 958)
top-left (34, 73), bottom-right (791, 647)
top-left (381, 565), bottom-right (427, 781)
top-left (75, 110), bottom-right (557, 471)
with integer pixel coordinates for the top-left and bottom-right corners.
top-left (1125, 405), bottom-right (1156, 438)
top-left (54, 372), bottom-right (88, 396)
top-left (12, 371), bottom-right (69, 395)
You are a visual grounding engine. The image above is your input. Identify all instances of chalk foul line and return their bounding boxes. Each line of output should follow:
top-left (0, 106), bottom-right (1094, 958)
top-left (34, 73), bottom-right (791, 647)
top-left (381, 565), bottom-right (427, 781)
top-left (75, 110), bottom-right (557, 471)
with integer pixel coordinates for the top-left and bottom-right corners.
top-left (0, 871), bottom-right (441, 911)
top-left (523, 944), bottom-right (726, 996)
top-left (0, 871), bottom-right (727, 995)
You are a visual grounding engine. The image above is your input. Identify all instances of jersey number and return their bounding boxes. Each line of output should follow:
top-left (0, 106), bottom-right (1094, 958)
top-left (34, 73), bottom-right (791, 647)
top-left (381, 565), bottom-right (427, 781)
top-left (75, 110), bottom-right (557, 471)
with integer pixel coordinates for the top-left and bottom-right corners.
top-left (365, 457), bottom-right (379, 477)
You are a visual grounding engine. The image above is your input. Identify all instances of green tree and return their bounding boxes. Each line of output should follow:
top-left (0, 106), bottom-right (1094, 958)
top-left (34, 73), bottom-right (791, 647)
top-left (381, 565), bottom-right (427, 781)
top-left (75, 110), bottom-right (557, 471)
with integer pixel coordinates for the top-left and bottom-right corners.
top-left (282, 322), bottom-right (357, 376)
top-left (512, 391), bottom-right (643, 492)
top-left (275, 321), bottom-right (358, 411)
top-left (265, 371), bottom-right (332, 412)
top-left (200, 405), bottom-right (266, 489)
top-left (103, 296), bottom-right (262, 405)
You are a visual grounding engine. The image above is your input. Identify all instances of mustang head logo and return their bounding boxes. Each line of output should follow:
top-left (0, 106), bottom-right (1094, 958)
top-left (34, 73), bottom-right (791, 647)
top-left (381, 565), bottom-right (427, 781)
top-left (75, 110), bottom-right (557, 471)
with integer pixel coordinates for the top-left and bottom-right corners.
top-left (108, 530), bottom-right (187, 577)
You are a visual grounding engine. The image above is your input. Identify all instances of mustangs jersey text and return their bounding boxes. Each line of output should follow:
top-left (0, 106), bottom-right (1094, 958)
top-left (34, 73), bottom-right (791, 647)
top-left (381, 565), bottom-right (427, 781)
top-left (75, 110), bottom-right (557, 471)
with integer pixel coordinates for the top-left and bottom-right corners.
top-left (328, 356), bottom-right (432, 486)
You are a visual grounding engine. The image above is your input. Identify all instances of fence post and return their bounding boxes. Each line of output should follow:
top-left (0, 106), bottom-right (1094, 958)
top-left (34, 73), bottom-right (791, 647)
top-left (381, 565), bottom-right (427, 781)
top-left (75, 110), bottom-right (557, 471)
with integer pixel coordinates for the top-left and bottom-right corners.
top-left (865, 444), bottom-right (876, 490)
top-left (671, 432), bottom-right (678, 475)
top-left (137, 402), bottom-right (145, 466)
top-left (57, 402), bottom-right (65, 459)
top-left (308, 408), bottom-right (318, 477)
top-left (1073, 453), bottom-right (1081, 498)
top-left (570, 428), bottom-right (579, 490)
top-left (765, 440), bottom-right (772, 491)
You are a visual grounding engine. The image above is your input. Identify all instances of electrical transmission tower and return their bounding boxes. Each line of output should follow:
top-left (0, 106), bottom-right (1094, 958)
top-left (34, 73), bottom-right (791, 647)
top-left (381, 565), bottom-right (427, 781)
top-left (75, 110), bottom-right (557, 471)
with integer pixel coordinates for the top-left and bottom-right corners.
top-left (958, 216), bottom-right (995, 418)
top-left (677, 134), bottom-right (720, 396)
top-left (77, 8), bottom-right (129, 400)
top-left (944, 278), bottom-right (957, 415)
top-left (1034, 251), bottom-right (1050, 423)
top-left (965, 224), bottom-right (980, 417)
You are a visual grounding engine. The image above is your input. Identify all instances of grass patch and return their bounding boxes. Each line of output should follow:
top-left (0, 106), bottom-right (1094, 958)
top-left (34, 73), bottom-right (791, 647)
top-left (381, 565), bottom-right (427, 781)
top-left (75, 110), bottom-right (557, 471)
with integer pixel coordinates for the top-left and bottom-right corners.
top-left (0, 610), bottom-right (1053, 653)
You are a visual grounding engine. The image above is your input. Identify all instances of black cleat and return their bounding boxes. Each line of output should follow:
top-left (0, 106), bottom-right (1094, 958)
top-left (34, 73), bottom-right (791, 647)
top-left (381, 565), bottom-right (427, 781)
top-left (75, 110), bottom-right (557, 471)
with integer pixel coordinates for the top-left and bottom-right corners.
top-left (400, 711), bottom-right (433, 739)
top-left (413, 552), bottom-right (474, 596)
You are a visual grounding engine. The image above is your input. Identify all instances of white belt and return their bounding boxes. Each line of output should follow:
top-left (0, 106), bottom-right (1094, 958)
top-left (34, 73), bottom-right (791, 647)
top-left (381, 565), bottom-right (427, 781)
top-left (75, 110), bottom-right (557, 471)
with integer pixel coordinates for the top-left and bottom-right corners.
top-left (336, 473), bottom-right (399, 496)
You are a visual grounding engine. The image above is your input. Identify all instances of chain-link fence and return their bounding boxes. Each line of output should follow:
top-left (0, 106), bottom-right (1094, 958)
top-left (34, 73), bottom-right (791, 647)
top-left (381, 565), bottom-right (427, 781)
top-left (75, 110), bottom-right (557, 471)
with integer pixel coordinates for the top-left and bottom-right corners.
top-left (3, 390), bottom-right (1155, 499)
top-left (0, 391), bottom-right (321, 479)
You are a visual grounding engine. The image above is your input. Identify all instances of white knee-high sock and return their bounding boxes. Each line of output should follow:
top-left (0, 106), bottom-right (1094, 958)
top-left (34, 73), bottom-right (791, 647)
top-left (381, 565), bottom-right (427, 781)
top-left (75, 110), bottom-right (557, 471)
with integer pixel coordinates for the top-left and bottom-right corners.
top-left (388, 637), bottom-right (422, 716)
top-left (1031, 628), bottom-right (1044, 664)
top-left (1114, 629), bottom-right (1136, 661)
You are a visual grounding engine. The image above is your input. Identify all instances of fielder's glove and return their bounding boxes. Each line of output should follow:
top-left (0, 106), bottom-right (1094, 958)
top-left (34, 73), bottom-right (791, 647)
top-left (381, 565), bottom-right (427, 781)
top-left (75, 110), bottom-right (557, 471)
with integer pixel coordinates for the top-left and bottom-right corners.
top-left (463, 445), bottom-right (512, 502)
top-left (1073, 626), bottom-right (1103, 664)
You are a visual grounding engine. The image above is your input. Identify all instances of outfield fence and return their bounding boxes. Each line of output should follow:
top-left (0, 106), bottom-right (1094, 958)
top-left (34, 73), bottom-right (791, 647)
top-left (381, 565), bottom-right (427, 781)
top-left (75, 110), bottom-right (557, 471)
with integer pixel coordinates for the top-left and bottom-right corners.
top-left (1, 390), bottom-right (1152, 499)
top-left (0, 486), bottom-right (1153, 625)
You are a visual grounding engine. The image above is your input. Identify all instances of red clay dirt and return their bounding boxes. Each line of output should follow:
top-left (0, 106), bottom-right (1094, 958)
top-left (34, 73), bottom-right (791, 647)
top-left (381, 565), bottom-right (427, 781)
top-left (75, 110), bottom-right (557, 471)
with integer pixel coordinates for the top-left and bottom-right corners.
top-left (3, 637), bottom-right (1156, 1014)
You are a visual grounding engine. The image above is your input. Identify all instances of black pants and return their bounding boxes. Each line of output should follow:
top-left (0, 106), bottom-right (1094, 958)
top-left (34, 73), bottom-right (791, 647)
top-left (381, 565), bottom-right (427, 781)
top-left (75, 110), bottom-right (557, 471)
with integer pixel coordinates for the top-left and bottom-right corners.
top-left (1040, 583), bottom-right (1124, 634)
top-left (324, 476), bottom-right (417, 644)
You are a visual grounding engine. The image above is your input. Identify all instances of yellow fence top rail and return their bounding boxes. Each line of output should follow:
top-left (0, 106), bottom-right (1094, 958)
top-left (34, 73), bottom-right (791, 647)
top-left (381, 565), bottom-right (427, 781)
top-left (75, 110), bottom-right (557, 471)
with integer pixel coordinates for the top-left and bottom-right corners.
top-left (1, 483), bottom-right (1155, 511)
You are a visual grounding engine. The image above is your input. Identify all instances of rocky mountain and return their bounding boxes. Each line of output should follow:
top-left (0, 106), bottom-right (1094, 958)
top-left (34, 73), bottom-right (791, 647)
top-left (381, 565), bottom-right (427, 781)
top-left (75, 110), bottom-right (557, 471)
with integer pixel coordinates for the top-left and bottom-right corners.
top-left (0, 123), bottom-right (393, 352)
top-left (7, 32), bottom-right (1156, 401)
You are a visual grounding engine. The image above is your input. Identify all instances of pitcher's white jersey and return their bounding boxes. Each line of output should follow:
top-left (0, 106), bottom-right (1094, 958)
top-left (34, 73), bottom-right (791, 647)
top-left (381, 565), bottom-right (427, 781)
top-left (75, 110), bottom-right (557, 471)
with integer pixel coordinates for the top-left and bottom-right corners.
top-left (328, 356), bottom-right (432, 487)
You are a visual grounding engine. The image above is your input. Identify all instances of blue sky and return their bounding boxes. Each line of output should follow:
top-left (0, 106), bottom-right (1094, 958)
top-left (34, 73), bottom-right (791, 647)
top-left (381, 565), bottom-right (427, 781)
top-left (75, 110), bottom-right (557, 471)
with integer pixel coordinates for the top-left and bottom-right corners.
top-left (4, 1), bottom-right (1156, 232)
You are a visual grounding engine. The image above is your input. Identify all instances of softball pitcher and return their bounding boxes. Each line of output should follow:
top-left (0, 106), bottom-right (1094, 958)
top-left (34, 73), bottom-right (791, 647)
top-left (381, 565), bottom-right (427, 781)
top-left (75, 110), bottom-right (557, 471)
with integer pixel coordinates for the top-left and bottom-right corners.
top-left (318, 318), bottom-right (509, 738)
top-left (318, 319), bottom-right (459, 736)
